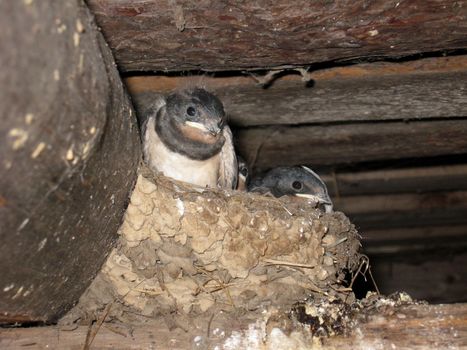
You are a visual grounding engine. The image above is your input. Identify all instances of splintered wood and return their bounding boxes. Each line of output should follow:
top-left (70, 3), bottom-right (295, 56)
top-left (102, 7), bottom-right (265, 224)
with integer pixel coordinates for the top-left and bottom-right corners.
top-left (64, 166), bottom-right (361, 324)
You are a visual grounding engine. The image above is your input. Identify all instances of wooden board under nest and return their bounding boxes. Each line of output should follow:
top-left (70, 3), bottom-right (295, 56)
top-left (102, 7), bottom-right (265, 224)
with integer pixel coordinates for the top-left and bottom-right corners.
top-left (61, 165), bottom-right (361, 332)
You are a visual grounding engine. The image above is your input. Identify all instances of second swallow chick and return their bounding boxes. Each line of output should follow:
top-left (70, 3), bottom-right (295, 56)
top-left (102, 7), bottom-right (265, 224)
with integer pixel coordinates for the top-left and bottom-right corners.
top-left (248, 166), bottom-right (333, 213)
top-left (236, 156), bottom-right (249, 191)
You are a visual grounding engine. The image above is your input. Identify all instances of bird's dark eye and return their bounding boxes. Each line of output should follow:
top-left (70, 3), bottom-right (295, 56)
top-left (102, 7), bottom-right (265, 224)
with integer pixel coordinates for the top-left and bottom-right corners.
top-left (186, 106), bottom-right (196, 117)
top-left (292, 181), bottom-right (302, 190)
top-left (240, 168), bottom-right (248, 177)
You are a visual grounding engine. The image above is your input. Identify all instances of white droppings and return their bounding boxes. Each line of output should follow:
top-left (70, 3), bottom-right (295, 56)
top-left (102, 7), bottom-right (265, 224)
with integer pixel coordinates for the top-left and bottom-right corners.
top-left (37, 238), bottom-right (47, 251)
top-left (57, 22), bottom-right (67, 34)
top-left (82, 142), bottom-right (91, 159)
top-left (176, 198), bottom-right (185, 216)
top-left (73, 32), bottom-right (80, 47)
top-left (78, 53), bottom-right (84, 72)
top-left (110, 194), bottom-right (115, 205)
top-left (4, 160), bottom-right (12, 170)
top-left (53, 69), bottom-right (60, 81)
top-left (89, 126), bottom-right (97, 135)
top-left (3, 284), bottom-right (14, 292)
top-left (223, 324), bottom-right (262, 350)
top-left (25, 113), bottom-right (34, 125)
top-left (76, 19), bottom-right (84, 33)
top-left (18, 218), bottom-right (30, 231)
top-left (368, 29), bottom-right (379, 36)
top-left (71, 236), bottom-right (75, 240)
top-left (8, 128), bottom-right (28, 150)
top-left (193, 335), bottom-right (203, 343)
top-left (395, 2), bottom-right (400, 7)
top-left (12, 286), bottom-right (24, 299)
top-left (31, 142), bottom-right (46, 159)
top-left (66, 148), bottom-right (74, 161)
top-left (212, 328), bottom-right (225, 337)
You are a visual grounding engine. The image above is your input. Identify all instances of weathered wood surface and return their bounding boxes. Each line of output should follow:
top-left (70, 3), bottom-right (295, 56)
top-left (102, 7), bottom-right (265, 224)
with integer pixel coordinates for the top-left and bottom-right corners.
top-left (322, 164), bottom-right (467, 197)
top-left (235, 119), bottom-right (467, 171)
top-left (0, 304), bottom-right (465, 349)
top-left (128, 56), bottom-right (467, 127)
top-left (363, 225), bottom-right (467, 246)
top-left (335, 190), bottom-right (467, 230)
top-left (0, 1), bottom-right (140, 322)
top-left (86, 0), bottom-right (467, 72)
top-left (370, 251), bottom-right (467, 303)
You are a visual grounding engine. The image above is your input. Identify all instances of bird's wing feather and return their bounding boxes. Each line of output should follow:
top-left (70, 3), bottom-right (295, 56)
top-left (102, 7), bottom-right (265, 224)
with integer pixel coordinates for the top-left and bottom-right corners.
top-left (139, 94), bottom-right (166, 139)
top-left (218, 126), bottom-right (238, 189)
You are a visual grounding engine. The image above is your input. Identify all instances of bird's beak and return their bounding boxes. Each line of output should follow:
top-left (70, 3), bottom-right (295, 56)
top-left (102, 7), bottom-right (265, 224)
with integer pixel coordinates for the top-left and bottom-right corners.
top-left (185, 121), bottom-right (221, 136)
top-left (295, 193), bottom-right (334, 213)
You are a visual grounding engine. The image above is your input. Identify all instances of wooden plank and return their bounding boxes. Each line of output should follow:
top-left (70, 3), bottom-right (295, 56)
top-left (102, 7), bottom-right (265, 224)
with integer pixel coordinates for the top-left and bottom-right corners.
top-left (368, 252), bottom-right (467, 303)
top-left (235, 119), bottom-right (467, 171)
top-left (86, 0), bottom-right (467, 72)
top-left (335, 191), bottom-right (467, 230)
top-left (1, 304), bottom-right (466, 349)
top-left (361, 225), bottom-right (467, 243)
top-left (322, 164), bottom-right (467, 196)
top-left (361, 226), bottom-right (467, 255)
top-left (127, 56), bottom-right (467, 126)
top-left (217, 72), bottom-right (467, 127)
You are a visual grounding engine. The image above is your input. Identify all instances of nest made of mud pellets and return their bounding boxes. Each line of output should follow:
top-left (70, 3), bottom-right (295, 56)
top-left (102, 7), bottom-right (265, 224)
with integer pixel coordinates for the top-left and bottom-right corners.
top-left (65, 165), bottom-right (361, 324)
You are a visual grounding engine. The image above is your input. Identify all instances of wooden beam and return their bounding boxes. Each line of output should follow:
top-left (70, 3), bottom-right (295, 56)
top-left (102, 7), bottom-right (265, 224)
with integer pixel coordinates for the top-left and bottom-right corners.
top-left (127, 56), bottom-right (467, 126)
top-left (334, 191), bottom-right (467, 230)
top-left (322, 164), bottom-right (467, 197)
top-left (235, 119), bottom-right (467, 171)
top-left (86, 0), bottom-right (467, 72)
top-left (1, 304), bottom-right (466, 349)
top-left (369, 251), bottom-right (467, 303)
top-left (361, 225), bottom-right (467, 244)
top-left (360, 226), bottom-right (467, 256)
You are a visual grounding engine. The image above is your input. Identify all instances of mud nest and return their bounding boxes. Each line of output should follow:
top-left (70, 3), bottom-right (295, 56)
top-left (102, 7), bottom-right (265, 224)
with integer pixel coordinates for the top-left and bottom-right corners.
top-left (64, 166), bottom-right (362, 325)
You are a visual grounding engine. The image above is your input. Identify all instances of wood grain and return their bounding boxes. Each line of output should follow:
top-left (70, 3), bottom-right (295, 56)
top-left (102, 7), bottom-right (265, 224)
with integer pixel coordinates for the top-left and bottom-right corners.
top-left (1, 304), bottom-right (465, 349)
top-left (87, 0), bottom-right (467, 72)
top-left (335, 190), bottom-right (467, 230)
top-left (322, 164), bottom-right (467, 197)
top-left (235, 119), bottom-right (467, 171)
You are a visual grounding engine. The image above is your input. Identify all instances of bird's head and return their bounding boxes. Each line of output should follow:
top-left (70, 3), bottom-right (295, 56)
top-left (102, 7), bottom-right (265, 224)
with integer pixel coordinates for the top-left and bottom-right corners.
top-left (166, 88), bottom-right (226, 145)
top-left (250, 166), bottom-right (333, 213)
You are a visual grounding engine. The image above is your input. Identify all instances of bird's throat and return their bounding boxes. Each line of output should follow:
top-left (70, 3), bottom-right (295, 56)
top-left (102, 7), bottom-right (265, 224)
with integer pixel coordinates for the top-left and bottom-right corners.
top-left (155, 108), bottom-right (225, 161)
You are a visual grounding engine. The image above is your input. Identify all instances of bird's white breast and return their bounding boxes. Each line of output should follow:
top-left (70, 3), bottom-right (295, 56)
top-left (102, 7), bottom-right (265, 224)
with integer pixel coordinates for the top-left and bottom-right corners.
top-left (144, 118), bottom-right (220, 188)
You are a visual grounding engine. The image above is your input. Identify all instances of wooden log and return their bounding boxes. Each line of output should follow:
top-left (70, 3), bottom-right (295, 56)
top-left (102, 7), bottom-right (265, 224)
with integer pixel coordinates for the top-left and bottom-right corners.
top-left (361, 225), bottom-right (467, 256)
top-left (322, 163), bottom-right (467, 197)
top-left (86, 0), bottom-right (467, 72)
top-left (1, 303), bottom-right (465, 349)
top-left (369, 251), bottom-right (467, 303)
top-left (0, 1), bottom-right (140, 322)
top-left (362, 225), bottom-right (467, 245)
top-left (235, 119), bottom-right (467, 171)
top-left (334, 190), bottom-right (467, 229)
top-left (128, 56), bottom-right (467, 127)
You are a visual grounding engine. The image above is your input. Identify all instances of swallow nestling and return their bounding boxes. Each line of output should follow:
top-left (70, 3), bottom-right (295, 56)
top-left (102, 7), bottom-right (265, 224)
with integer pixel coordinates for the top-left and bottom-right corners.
top-left (141, 88), bottom-right (237, 189)
top-left (248, 166), bottom-right (333, 213)
top-left (236, 156), bottom-right (249, 191)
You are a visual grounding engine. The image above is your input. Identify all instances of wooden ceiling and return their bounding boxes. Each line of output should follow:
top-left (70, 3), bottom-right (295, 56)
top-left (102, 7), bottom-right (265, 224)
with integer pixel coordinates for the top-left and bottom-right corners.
top-left (86, 0), bottom-right (467, 301)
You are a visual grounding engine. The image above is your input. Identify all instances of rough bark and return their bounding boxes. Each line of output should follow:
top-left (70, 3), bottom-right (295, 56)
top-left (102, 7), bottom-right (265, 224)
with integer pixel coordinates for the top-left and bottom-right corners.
top-left (0, 1), bottom-right (140, 323)
top-left (86, 0), bottom-right (467, 72)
